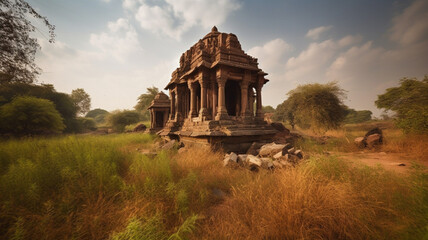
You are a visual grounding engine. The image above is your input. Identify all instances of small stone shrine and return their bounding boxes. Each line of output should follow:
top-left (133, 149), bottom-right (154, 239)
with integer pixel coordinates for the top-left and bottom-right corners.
top-left (157, 26), bottom-right (277, 152)
top-left (148, 92), bottom-right (170, 133)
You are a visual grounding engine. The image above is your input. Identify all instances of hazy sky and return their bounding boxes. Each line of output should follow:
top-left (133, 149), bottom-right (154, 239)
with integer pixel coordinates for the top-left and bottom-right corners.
top-left (28, 0), bottom-right (428, 116)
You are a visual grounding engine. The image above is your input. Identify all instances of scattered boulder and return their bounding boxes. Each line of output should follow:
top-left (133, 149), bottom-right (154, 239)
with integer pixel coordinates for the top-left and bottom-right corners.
top-left (237, 154), bottom-right (248, 163)
top-left (273, 151), bottom-right (283, 160)
top-left (366, 133), bottom-right (382, 148)
top-left (247, 155), bottom-right (262, 171)
top-left (246, 142), bottom-right (264, 155)
top-left (259, 143), bottom-right (288, 157)
top-left (354, 127), bottom-right (384, 148)
top-left (133, 123), bottom-right (147, 132)
top-left (294, 150), bottom-right (303, 159)
top-left (354, 137), bottom-right (365, 147)
top-left (223, 152), bottom-right (238, 166)
top-left (398, 163), bottom-right (406, 166)
top-left (160, 140), bottom-right (184, 150)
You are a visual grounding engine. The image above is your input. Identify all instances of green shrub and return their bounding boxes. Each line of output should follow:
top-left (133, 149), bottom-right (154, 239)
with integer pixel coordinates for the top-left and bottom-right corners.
top-left (75, 117), bottom-right (97, 132)
top-left (0, 96), bottom-right (65, 135)
top-left (376, 76), bottom-right (428, 133)
top-left (0, 83), bottom-right (77, 132)
top-left (107, 110), bottom-right (141, 132)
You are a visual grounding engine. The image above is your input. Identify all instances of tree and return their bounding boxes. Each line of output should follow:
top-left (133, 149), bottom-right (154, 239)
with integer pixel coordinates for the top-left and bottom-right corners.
top-left (134, 86), bottom-right (159, 120)
top-left (344, 109), bottom-right (372, 124)
top-left (273, 100), bottom-right (296, 129)
top-left (0, 96), bottom-right (64, 135)
top-left (262, 105), bottom-right (275, 113)
top-left (0, 82), bottom-right (78, 132)
top-left (107, 110), bottom-right (140, 132)
top-left (0, 0), bottom-right (55, 83)
top-left (279, 82), bottom-right (347, 133)
top-left (71, 88), bottom-right (91, 116)
top-left (375, 76), bottom-right (428, 133)
top-left (86, 108), bottom-right (108, 124)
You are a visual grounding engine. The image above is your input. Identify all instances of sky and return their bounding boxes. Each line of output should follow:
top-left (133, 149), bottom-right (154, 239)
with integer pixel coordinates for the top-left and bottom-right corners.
top-left (28, 0), bottom-right (428, 116)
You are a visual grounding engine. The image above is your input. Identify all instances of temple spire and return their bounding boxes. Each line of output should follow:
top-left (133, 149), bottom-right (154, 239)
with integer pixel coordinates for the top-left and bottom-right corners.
top-left (211, 26), bottom-right (218, 32)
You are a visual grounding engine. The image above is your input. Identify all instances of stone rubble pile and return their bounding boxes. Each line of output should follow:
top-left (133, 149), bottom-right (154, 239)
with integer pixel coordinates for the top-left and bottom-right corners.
top-left (354, 127), bottom-right (383, 148)
top-left (223, 142), bottom-right (304, 171)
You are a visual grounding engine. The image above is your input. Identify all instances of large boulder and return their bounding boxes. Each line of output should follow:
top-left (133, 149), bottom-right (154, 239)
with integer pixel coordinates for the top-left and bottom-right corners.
top-left (246, 142), bottom-right (265, 155)
top-left (223, 152), bottom-right (239, 167)
top-left (247, 155), bottom-right (262, 171)
top-left (259, 143), bottom-right (288, 157)
top-left (366, 133), bottom-right (382, 148)
top-left (354, 137), bottom-right (365, 147)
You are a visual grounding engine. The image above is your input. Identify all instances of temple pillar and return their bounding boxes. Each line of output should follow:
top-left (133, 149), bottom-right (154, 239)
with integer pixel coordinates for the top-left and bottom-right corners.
top-left (256, 84), bottom-right (263, 118)
top-left (215, 77), bottom-right (228, 120)
top-left (241, 71), bottom-right (251, 117)
top-left (175, 87), bottom-right (182, 121)
top-left (188, 82), bottom-right (197, 118)
top-left (170, 91), bottom-right (175, 120)
top-left (198, 72), bottom-right (209, 119)
top-left (199, 81), bottom-right (208, 119)
top-left (150, 109), bottom-right (154, 128)
top-left (211, 80), bottom-right (217, 119)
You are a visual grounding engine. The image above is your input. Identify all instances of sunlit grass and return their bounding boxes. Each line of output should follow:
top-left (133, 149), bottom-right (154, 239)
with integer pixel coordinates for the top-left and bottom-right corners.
top-left (0, 130), bottom-right (427, 239)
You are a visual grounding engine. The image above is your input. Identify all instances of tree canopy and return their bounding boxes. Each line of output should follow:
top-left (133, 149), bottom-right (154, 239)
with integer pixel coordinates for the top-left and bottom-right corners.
top-left (0, 82), bottom-right (77, 132)
top-left (376, 76), bottom-right (428, 133)
top-left (0, 96), bottom-right (64, 135)
top-left (134, 86), bottom-right (159, 120)
top-left (107, 110), bottom-right (140, 132)
top-left (0, 0), bottom-right (55, 83)
top-left (71, 88), bottom-right (91, 116)
top-left (86, 108), bottom-right (109, 124)
top-left (344, 109), bottom-right (372, 124)
top-left (276, 82), bottom-right (347, 132)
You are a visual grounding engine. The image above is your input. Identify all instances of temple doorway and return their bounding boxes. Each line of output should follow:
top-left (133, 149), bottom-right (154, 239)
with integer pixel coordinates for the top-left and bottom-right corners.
top-left (225, 80), bottom-right (241, 116)
top-left (156, 111), bottom-right (164, 127)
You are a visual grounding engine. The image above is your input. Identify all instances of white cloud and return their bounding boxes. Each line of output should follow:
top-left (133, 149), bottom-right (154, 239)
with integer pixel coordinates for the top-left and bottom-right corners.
top-left (305, 25), bottom-right (332, 40)
top-left (36, 37), bottom-right (176, 111)
top-left (258, 0), bottom-right (428, 115)
top-left (89, 18), bottom-right (142, 62)
top-left (125, 0), bottom-right (241, 40)
top-left (248, 38), bottom-right (291, 74)
top-left (390, 0), bottom-right (428, 45)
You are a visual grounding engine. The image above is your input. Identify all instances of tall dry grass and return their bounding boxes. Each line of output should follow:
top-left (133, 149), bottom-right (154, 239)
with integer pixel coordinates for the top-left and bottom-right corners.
top-left (1, 132), bottom-right (427, 239)
top-left (198, 156), bottom-right (428, 240)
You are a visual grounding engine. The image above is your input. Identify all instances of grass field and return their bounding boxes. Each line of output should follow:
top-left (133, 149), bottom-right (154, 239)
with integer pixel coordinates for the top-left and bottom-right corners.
top-left (0, 122), bottom-right (427, 239)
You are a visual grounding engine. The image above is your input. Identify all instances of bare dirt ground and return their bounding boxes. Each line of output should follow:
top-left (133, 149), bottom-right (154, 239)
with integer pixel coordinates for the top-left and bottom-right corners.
top-left (335, 152), bottom-right (428, 174)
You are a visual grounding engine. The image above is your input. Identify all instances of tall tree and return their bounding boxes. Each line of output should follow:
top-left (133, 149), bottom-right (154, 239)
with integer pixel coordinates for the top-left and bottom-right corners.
top-left (376, 76), bottom-right (428, 133)
top-left (0, 0), bottom-right (55, 83)
top-left (71, 88), bottom-right (91, 116)
top-left (0, 96), bottom-right (65, 135)
top-left (279, 82), bottom-right (347, 133)
top-left (134, 86), bottom-right (159, 120)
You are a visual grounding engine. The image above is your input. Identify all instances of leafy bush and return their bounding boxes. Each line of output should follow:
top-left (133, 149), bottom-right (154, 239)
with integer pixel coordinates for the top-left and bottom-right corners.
top-left (107, 110), bottom-right (141, 132)
top-left (0, 82), bottom-right (77, 132)
top-left (73, 117), bottom-right (97, 132)
top-left (376, 76), bottom-right (428, 133)
top-left (0, 96), bottom-right (65, 135)
top-left (86, 108), bottom-right (109, 125)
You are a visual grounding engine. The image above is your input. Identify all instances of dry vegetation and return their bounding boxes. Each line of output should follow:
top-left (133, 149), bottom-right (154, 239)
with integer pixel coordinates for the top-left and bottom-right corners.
top-left (0, 122), bottom-right (427, 239)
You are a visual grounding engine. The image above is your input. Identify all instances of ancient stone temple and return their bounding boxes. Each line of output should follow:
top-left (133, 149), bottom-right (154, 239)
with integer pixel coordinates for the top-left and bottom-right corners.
top-left (148, 92), bottom-right (170, 133)
top-left (158, 26), bottom-right (277, 152)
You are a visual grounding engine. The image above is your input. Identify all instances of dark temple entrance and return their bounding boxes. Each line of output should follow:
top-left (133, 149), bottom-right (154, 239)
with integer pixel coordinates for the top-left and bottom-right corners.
top-left (156, 111), bottom-right (164, 127)
top-left (225, 80), bottom-right (241, 116)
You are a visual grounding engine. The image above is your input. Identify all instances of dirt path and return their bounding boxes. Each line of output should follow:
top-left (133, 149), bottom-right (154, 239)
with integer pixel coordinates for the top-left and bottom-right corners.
top-left (334, 152), bottom-right (428, 174)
